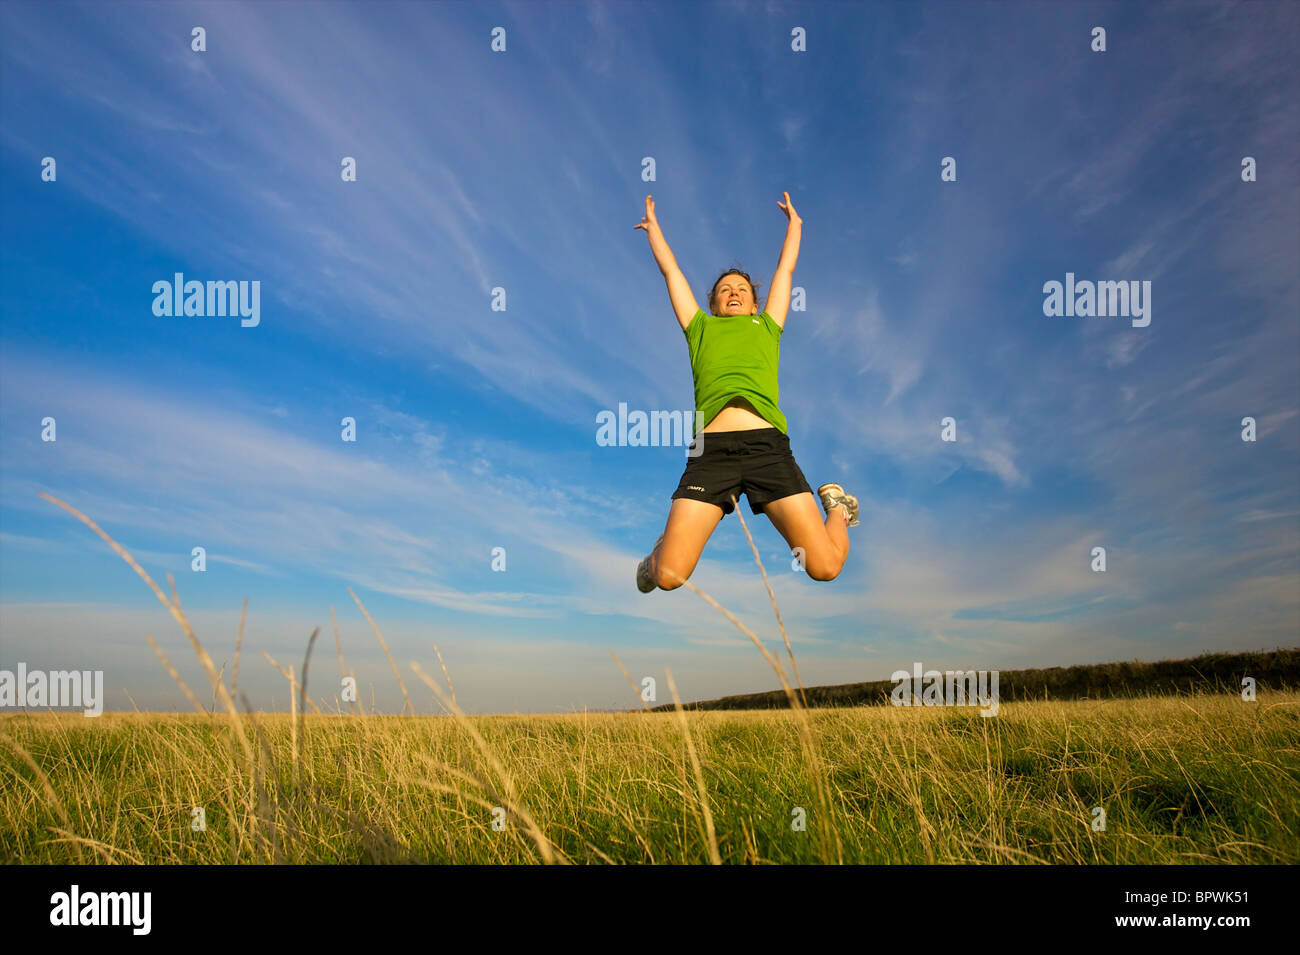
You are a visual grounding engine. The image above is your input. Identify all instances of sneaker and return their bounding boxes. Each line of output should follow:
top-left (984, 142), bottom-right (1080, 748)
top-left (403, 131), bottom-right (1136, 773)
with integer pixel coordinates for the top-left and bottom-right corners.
top-left (817, 483), bottom-right (860, 527)
top-left (637, 534), bottom-right (665, 593)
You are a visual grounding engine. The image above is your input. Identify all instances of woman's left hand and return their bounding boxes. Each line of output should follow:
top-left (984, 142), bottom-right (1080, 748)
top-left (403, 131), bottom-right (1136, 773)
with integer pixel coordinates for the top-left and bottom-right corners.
top-left (777, 191), bottom-right (801, 224)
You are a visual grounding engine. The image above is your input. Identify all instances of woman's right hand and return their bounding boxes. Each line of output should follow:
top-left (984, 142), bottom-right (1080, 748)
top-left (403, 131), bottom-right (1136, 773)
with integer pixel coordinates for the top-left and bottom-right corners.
top-left (633, 194), bottom-right (659, 232)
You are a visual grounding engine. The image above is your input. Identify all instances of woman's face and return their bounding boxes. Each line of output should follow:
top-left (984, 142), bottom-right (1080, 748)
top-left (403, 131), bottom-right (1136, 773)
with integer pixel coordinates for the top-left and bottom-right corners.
top-left (713, 275), bottom-right (757, 316)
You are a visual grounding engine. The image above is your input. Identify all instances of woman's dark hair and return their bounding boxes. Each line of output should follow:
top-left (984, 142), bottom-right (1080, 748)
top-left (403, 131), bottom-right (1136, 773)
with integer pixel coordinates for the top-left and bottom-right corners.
top-left (709, 268), bottom-right (762, 315)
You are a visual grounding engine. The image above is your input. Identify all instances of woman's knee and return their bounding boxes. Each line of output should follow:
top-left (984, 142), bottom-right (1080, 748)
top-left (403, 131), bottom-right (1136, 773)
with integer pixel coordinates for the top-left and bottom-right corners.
top-left (803, 553), bottom-right (843, 581)
top-left (655, 562), bottom-right (690, 590)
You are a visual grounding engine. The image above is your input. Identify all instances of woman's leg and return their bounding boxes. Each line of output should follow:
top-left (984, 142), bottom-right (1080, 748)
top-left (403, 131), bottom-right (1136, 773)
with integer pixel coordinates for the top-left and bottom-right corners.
top-left (650, 497), bottom-right (726, 590)
top-left (760, 492), bottom-right (850, 581)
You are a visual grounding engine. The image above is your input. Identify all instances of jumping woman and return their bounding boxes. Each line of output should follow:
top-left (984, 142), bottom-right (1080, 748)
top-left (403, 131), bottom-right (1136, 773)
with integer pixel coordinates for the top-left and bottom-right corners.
top-left (634, 192), bottom-right (860, 593)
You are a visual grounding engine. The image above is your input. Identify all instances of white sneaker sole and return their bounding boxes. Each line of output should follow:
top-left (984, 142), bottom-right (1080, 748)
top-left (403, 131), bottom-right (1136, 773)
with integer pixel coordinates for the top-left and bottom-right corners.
top-left (817, 483), bottom-right (860, 527)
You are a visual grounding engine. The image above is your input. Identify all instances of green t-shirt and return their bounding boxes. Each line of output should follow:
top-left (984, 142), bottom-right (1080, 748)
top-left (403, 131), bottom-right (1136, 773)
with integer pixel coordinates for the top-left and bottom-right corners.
top-left (682, 308), bottom-right (788, 437)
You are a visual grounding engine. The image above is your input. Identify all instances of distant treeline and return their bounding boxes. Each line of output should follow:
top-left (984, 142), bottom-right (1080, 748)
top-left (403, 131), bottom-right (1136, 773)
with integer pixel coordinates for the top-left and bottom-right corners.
top-left (648, 648), bottom-right (1300, 713)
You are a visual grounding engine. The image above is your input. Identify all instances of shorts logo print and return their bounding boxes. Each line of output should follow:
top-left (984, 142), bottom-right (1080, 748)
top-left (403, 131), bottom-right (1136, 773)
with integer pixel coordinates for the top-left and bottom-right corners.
top-left (670, 428), bottom-right (813, 518)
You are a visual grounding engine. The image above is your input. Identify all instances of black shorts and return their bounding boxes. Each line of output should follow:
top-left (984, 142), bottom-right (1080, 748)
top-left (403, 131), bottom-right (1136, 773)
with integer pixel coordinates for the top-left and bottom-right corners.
top-left (671, 428), bottom-right (814, 516)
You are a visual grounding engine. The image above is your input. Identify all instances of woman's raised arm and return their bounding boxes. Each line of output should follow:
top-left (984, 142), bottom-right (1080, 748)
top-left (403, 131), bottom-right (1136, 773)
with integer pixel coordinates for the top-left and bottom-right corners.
top-left (764, 191), bottom-right (802, 328)
top-left (635, 194), bottom-right (701, 331)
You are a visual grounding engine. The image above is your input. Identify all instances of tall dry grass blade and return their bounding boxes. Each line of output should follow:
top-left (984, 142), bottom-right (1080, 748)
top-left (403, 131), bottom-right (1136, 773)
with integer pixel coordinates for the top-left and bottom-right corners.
top-left (401, 760), bottom-right (548, 862)
top-left (660, 566), bottom-right (843, 863)
top-left (39, 492), bottom-right (253, 765)
top-left (299, 626), bottom-right (320, 780)
top-left (327, 608), bottom-right (358, 712)
top-left (45, 830), bottom-right (139, 864)
top-left (661, 568), bottom-right (794, 697)
top-left (168, 574), bottom-right (185, 615)
top-left (0, 731), bottom-right (86, 862)
top-left (418, 657), bottom-right (454, 717)
top-left (259, 652), bottom-right (299, 783)
top-left (260, 650), bottom-right (323, 715)
top-left (409, 662), bottom-right (561, 864)
top-left (433, 644), bottom-right (457, 710)
top-left (289, 664), bottom-right (297, 785)
top-left (611, 651), bottom-right (650, 711)
top-left (408, 756), bottom-right (562, 863)
top-left (259, 655), bottom-right (295, 788)
top-left (232, 596), bottom-right (248, 693)
top-left (238, 691), bottom-right (284, 863)
top-left (348, 586), bottom-right (414, 716)
top-left (213, 662), bottom-right (227, 712)
top-left (143, 633), bottom-right (207, 715)
top-left (330, 606), bottom-right (345, 676)
top-left (665, 668), bottom-right (722, 864)
top-left (731, 494), bottom-right (808, 708)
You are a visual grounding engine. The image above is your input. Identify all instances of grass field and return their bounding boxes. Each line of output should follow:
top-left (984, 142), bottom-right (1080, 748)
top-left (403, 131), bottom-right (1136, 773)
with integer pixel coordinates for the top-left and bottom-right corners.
top-left (3, 692), bottom-right (1297, 864)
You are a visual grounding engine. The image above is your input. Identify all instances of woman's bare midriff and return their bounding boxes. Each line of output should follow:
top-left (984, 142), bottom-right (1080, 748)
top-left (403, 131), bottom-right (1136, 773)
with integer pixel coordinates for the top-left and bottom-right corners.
top-left (700, 397), bottom-right (776, 433)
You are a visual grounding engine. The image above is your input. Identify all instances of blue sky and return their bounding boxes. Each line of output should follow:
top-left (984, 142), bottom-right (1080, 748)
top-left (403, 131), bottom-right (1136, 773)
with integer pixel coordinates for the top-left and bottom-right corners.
top-left (1, 0), bottom-right (1296, 714)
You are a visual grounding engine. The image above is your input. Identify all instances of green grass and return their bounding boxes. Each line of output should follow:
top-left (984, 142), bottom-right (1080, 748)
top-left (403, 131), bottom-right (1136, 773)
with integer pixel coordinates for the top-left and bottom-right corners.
top-left (3, 692), bottom-right (1297, 864)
